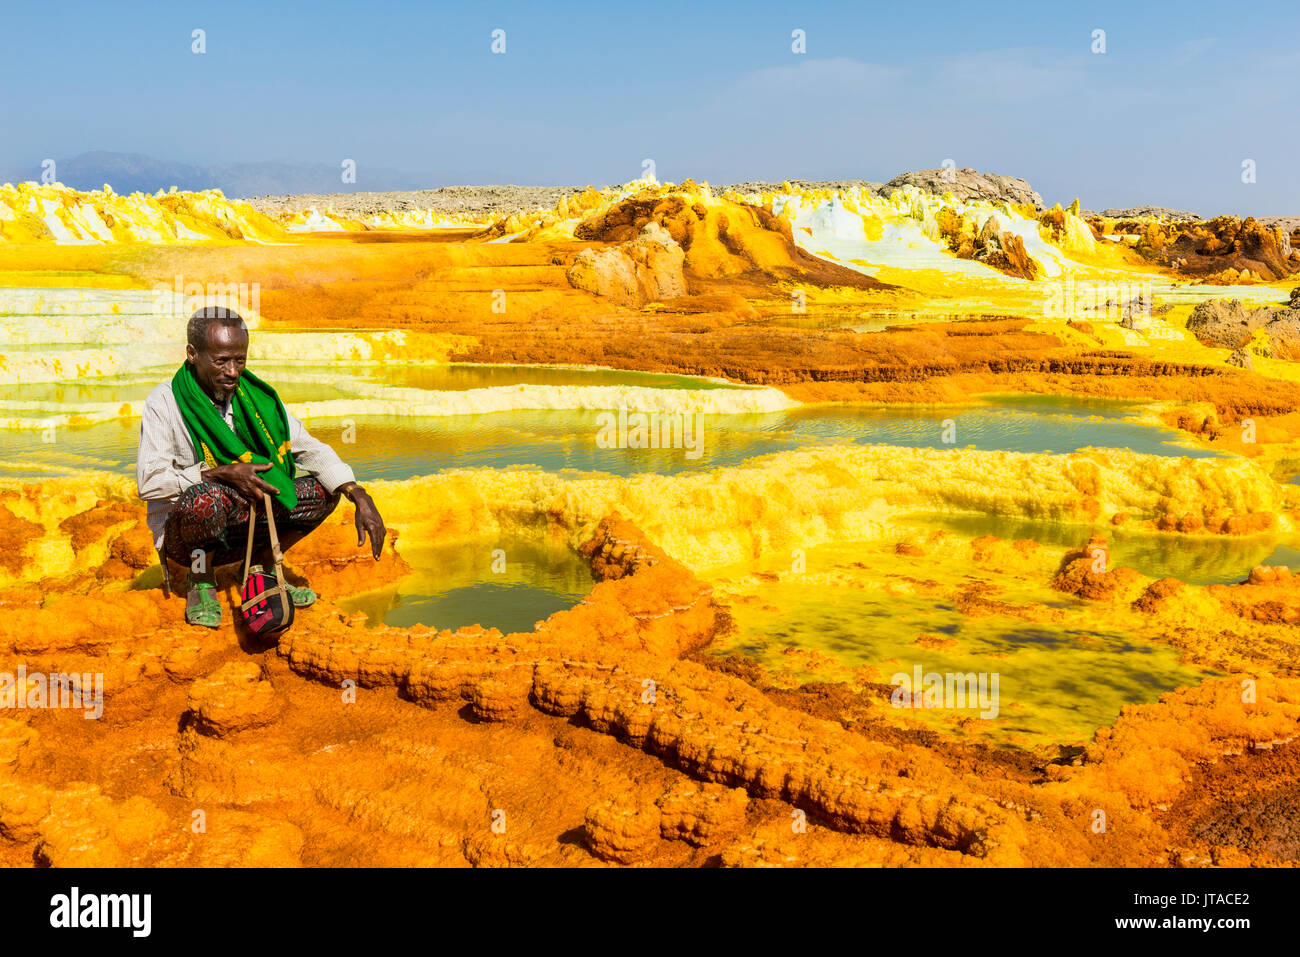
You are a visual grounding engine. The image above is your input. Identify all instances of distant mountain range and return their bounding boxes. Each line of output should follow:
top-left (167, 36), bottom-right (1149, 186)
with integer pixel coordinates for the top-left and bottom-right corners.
top-left (0, 151), bottom-right (429, 198)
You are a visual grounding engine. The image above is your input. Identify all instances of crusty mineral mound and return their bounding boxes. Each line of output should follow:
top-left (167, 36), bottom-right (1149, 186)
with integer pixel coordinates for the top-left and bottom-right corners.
top-left (567, 221), bottom-right (687, 307)
top-left (1051, 538), bottom-right (1144, 602)
top-left (1187, 298), bottom-right (1300, 358)
top-left (933, 208), bottom-right (1039, 279)
top-left (1227, 347), bottom-right (1255, 369)
top-left (584, 796), bottom-right (663, 863)
top-left (1248, 564), bottom-right (1295, 586)
top-left (1132, 577), bottom-right (1186, 614)
top-left (1263, 312), bottom-right (1300, 359)
top-left (656, 781), bottom-right (749, 846)
top-left (571, 188), bottom-right (889, 292)
top-left (878, 168), bottom-right (1043, 209)
top-left (186, 662), bottom-right (283, 737)
top-left (469, 671), bottom-right (533, 722)
top-left (1187, 299), bottom-right (1258, 350)
top-left (1110, 215), bottom-right (1300, 282)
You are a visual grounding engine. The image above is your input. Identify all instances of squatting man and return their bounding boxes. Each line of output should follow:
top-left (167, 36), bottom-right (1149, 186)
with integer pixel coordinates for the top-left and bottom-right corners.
top-left (136, 307), bottom-right (386, 627)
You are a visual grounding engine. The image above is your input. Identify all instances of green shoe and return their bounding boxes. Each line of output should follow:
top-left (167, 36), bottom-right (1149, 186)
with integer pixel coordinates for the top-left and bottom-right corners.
top-left (249, 566), bottom-right (316, 608)
top-left (185, 580), bottom-right (222, 628)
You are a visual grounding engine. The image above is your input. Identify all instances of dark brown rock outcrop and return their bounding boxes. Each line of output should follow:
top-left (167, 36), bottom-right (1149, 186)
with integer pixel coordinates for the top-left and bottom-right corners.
top-left (879, 168), bottom-right (1043, 209)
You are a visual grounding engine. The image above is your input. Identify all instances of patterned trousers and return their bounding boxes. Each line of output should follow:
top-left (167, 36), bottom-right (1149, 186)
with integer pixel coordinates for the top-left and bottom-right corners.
top-left (163, 476), bottom-right (340, 570)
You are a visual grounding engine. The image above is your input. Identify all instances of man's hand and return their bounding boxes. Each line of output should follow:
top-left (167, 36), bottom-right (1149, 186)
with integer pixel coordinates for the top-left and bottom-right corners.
top-left (202, 462), bottom-right (278, 503)
top-left (339, 483), bottom-right (386, 560)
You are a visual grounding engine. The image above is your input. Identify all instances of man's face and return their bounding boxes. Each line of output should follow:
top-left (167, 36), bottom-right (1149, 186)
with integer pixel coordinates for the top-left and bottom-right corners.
top-left (186, 322), bottom-right (248, 404)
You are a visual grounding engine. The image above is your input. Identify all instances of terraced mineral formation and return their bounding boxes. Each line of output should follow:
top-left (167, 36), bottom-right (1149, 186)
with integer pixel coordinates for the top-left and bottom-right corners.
top-left (3, 174), bottom-right (1300, 867)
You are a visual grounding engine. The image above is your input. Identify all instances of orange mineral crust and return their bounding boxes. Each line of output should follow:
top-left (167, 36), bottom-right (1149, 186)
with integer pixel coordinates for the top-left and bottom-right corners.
top-left (5, 179), bottom-right (1300, 868)
top-left (0, 472), bottom-right (1295, 868)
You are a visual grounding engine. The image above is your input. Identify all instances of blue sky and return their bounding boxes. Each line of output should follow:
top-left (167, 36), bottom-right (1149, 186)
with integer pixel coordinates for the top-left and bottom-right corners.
top-left (1, 0), bottom-right (1296, 214)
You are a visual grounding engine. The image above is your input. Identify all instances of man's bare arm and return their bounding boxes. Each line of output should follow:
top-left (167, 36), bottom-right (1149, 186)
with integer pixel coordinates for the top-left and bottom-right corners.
top-left (336, 482), bottom-right (386, 560)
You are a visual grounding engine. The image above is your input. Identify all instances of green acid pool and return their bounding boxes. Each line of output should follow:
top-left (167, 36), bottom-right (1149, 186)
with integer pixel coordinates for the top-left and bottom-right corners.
top-left (709, 542), bottom-right (1217, 748)
top-left (0, 373), bottom-right (1219, 482)
top-left (901, 511), bottom-right (1299, 586)
top-left (338, 536), bottom-right (595, 634)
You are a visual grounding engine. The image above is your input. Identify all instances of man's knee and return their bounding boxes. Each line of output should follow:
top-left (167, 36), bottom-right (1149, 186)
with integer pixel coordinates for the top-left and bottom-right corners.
top-left (286, 477), bottom-right (341, 522)
top-left (173, 481), bottom-right (235, 521)
top-left (163, 482), bottom-right (241, 564)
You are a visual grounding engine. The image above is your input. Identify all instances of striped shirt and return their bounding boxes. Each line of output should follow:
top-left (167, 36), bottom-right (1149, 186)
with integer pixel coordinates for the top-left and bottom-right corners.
top-left (135, 380), bottom-right (356, 550)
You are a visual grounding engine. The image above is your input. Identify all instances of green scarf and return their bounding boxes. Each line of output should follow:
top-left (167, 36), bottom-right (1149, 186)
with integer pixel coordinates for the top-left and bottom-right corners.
top-left (172, 362), bottom-right (297, 508)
